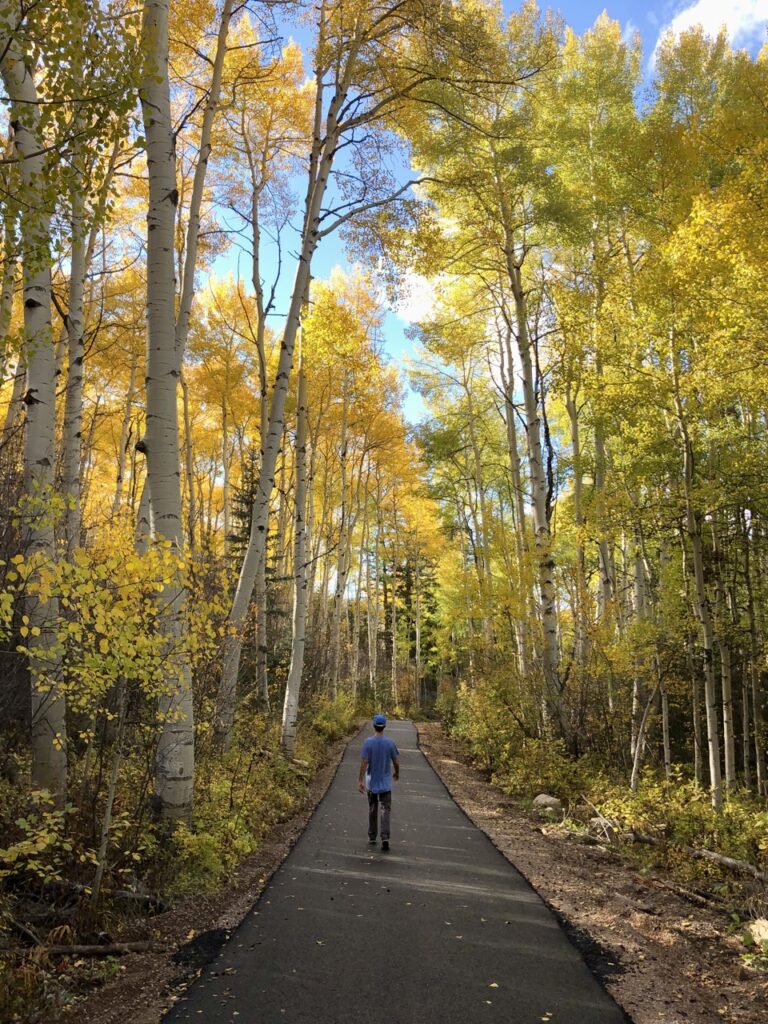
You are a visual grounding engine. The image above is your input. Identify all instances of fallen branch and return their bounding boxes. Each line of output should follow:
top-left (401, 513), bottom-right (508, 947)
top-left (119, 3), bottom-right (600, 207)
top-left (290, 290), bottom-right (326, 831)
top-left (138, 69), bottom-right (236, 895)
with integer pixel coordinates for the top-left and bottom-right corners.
top-left (6, 941), bottom-right (150, 958)
top-left (43, 878), bottom-right (167, 911)
top-left (625, 831), bottom-right (768, 883)
top-left (10, 919), bottom-right (41, 945)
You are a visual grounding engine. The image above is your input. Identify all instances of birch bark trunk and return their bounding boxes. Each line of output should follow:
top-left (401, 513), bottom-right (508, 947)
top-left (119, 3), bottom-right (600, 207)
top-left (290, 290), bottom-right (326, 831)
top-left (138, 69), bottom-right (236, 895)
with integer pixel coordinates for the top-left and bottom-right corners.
top-left (0, 194), bottom-right (16, 380)
top-left (500, 323), bottom-right (533, 677)
top-left (140, 0), bottom-right (194, 822)
top-left (506, 256), bottom-right (564, 737)
top-left (742, 512), bottom-right (765, 794)
top-left (181, 372), bottom-right (196, 550)
top-left (0, 1), bottom-right (66, 803)
top-left (215, 31), bottom-right (343, 745)
top-left (329, 387), bottom-right (349, 695)
top-left (674, 395), bottom-right (722, 810)
top-left (712, 523), bottom-right (736, 789)
top-left (174, 0), bottom-right (234, 365)
top-left (61, 184), bottom-right (86, 556)
top-left (280, 356), bottom-right (309, 757)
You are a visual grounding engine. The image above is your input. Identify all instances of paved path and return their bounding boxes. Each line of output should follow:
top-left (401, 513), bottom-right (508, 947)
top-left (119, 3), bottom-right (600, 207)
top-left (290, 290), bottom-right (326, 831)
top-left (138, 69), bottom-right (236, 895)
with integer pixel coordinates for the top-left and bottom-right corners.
top-left (165, 721), bottom-right (628, 1023)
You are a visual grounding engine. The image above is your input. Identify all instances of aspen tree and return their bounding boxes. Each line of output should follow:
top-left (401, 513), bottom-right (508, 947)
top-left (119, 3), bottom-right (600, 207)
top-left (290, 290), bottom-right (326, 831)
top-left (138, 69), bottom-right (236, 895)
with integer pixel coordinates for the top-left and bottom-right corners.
top-left (215, 0), bottom-right (454, 747)
top-left (0, 0), bottom-right (66, 803)
top-left (140, 0), bottom-right (194, 821)
top-left (280, 350), bottom-right (309, 756)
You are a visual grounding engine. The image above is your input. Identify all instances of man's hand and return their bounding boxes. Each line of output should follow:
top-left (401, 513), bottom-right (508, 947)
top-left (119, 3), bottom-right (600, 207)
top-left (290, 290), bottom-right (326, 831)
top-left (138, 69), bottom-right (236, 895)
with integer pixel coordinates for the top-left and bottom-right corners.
top-left (357, 780), bottom-right (365, 794)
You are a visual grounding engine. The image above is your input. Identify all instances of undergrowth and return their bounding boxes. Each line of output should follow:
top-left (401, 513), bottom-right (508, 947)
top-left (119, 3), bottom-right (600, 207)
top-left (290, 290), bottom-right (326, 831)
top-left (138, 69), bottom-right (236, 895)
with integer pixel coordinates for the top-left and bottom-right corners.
top-left (439, 681), bottom-right (768, 901)
top-left (0, 695), bottom-right (358, 1023)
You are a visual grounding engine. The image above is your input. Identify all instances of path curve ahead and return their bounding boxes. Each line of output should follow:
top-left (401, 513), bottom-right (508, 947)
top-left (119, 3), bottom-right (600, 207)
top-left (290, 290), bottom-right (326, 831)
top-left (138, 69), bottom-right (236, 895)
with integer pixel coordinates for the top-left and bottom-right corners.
top-left (165, 721), bottom-right (628, 1023)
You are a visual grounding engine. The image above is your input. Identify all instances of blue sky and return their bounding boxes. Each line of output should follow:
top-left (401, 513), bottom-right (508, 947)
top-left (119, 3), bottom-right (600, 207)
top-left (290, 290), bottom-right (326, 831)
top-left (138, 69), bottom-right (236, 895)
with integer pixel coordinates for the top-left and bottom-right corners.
top-left (213, 1), bottom-right (768, 422)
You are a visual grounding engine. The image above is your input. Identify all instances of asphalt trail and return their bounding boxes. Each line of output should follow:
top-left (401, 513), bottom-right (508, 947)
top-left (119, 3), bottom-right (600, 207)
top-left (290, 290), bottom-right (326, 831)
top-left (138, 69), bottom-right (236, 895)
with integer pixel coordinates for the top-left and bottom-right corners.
top-left (165, 720), bottom-right (628, 1023)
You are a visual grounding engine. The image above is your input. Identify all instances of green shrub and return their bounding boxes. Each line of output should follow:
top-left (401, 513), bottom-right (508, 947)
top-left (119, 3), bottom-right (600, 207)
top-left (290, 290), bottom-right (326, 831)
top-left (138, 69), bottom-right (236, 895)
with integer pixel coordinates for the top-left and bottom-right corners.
top-left (450, 679), bottom-right (523, 774)
top-left (307, 695), bottom-right (358, 743)
top-left (494, 739), bottom-right (600, 805)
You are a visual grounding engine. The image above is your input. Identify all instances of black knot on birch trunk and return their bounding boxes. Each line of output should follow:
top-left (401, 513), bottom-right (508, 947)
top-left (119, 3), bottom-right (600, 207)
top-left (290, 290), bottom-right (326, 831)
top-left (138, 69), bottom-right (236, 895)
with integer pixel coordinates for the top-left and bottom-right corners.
top-left (135, 437), bottom-right (148, 454)
top-left (22, 389), bottom-right (41, 406)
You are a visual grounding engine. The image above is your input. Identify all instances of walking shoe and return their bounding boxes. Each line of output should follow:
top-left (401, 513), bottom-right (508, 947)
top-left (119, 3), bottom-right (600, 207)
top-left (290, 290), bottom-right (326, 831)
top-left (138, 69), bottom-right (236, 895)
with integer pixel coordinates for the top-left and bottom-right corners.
top-left (381, 840), bottom-right (389, 851)
top-left (368, 838), bottom-right (377, 845)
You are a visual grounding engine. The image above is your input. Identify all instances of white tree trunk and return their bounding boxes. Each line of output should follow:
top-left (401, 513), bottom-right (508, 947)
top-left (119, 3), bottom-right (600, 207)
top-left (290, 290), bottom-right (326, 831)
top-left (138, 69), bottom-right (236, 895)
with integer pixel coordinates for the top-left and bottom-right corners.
top-left (61, 187), bottom-right (86, 556)
top-left (174, 0), bottom-right (234, 365)
top-left (0, 194), bottom-right (16, 380)
top-left (215, 68), bottom-right (341, 745)
top-left (111, 354), bottom-right (138, 516)
top-left (507, 257), bottom-right (564, 737)
top-left (712, 525), bottom-right (736, 789)
top-left (140, 0), bottom-right (194, 822)
top-left (1, 2), bottom-right (66, 804)
top-left (500, 325), bottom-right (532, 677)
top-left (678, 413), bottom-right (722, 810)
top-left (329, 388), bottom-right (349, 695)
top-left (281, 357), bottom-right (310, 757)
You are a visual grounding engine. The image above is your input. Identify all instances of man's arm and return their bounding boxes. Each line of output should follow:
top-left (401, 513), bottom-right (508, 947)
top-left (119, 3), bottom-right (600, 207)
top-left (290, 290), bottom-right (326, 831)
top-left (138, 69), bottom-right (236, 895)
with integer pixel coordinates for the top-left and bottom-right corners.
top-left (392, 756), bottom-right (400, 782)
top-left (358, 757), bottom-right (368, 794)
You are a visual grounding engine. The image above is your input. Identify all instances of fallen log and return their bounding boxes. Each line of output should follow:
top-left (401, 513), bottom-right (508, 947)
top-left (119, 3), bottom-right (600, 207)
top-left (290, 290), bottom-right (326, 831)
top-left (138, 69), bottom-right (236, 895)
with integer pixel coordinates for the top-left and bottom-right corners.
top-left (625, 831), bottom-right (768, 883)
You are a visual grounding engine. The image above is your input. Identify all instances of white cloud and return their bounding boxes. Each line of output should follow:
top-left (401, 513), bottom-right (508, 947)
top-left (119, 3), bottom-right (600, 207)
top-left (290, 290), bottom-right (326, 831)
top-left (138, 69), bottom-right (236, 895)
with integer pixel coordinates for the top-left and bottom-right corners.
top-left (651, 0), bottom-right (768, 64)
top-left (393, 271), bottom-right (437, 325)
top-left (622, 19), bottom-right (638, 44)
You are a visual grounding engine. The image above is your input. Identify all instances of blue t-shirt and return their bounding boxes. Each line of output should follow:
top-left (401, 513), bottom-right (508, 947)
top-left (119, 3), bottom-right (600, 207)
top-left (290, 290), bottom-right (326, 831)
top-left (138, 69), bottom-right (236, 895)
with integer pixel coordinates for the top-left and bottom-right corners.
top-left (361, 733), bottom-right (399, 793)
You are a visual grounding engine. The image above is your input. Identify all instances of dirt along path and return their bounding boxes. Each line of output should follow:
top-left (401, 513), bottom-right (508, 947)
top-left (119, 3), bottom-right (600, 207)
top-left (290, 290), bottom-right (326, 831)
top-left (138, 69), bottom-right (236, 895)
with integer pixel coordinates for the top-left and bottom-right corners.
top-left (163, 720), bottom-right (628, 1024)
top-left (417, 722), bottom-right (768, 1024)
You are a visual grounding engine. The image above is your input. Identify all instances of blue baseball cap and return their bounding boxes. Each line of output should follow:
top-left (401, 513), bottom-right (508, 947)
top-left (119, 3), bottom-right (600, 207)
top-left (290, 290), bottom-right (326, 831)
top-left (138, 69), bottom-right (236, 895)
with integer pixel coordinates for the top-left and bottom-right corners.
top-left (373, 714), bottom-right (387, 727)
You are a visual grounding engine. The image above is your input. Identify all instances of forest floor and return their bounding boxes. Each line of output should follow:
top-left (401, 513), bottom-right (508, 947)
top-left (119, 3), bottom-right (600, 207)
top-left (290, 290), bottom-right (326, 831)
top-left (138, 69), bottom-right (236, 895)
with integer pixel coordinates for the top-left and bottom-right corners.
top-left (417, 722), bottom-right (768, 1024)
top-left (59, 722), bottom-right (768, 1024)
top-left (62, 730), bottom-right (354, 1024)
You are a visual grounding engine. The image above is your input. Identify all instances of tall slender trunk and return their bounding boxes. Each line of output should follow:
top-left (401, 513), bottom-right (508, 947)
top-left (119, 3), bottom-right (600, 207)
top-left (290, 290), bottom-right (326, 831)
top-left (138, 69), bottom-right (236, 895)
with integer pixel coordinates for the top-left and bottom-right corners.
top-left (594, 421), bottom-right (614, 619)
top-left (368, 482), bottom-right (382, 694)
top-left (673, 381), bottom-right (722, 810)
top-left (2, 355), bottom-right (25, 445)
top-left (712, 523), bottom-right (736, 790)
top-left (61, 184), bottom-right (87, 555)
top-left (500, 325), bottom-right (532, 678)
top-left (222, 395), bottom-right (230, 555)
top-left (112, 355), bottom-right (138, 517)
top-left (631, 538), bottom-right (647, 759)
top-left (1, 3), bottom-right (66, 804)
top-left (466, 381), bottom-right (493, 659)
top-left (140, 0), bottom-right (193, 822)
top-left (566, 388), bottom-right (588, 671)
top-left (181, 372), bottom-right (196, 550)
top-left (630, 683), bottom-right (660, 792)
top-left (351, 485), bottom-right (368, 698)
top-left (660, 674), bottom-right (672, 782)
top-left (215, 39), bottom-right (343, 746)
top-left (0, 195), bottom-right (16, 380)
top-left (391, 509), bottom-right (399, 707)
top-left (329, 388), bottom-right (349, 695)
top-left (506, 255), bottom-right (563, 736)
top-left (742, 511), bottom-right (765, 794)
top-left (690, 643), bottom-right (703, 785)
top-left (280, 355), bottom-right (309, 757)
top-left (174, 0), bottom-right (234, 365)
top-left (415, 557), bottom-right (422, 711)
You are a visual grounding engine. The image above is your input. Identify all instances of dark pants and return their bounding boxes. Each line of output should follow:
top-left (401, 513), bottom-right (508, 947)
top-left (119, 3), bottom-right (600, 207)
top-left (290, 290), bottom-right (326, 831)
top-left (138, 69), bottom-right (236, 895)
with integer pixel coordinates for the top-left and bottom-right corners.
top-left (367, 790), bottom-right (392, 841)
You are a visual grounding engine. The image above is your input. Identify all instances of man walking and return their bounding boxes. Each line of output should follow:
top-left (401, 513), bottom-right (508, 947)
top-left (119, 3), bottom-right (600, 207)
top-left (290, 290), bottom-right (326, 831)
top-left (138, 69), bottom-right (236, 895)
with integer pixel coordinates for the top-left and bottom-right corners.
top-left (358, 714), bottom-right (399, 851)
